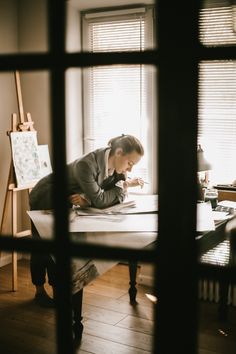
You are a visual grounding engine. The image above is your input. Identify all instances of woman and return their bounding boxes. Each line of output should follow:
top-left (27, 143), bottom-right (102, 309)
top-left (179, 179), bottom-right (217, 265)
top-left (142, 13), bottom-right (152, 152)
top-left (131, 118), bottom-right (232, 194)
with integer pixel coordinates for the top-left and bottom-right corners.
top-left (29, 134), bottom-right (145, 306)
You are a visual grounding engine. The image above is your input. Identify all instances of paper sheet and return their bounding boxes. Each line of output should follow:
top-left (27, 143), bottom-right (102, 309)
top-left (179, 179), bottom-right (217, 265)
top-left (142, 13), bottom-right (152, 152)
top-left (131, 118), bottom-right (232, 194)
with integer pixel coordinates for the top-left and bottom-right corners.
top-left (218, 200), bottom-right (236, 209)
top-left (197, 202), bottom-right (215, 232)
top-left (27, 210), bottom-right (158, 236)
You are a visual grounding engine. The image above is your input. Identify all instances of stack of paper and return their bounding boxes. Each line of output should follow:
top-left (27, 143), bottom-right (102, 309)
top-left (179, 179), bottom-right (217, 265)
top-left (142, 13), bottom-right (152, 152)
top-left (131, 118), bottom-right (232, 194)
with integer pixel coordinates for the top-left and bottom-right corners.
top-left (218, 200), bottom-right (236, 209)
top-left (75, 200), bottom-right (136, 216)
top-left (75, 194), bottom-right (158, 216)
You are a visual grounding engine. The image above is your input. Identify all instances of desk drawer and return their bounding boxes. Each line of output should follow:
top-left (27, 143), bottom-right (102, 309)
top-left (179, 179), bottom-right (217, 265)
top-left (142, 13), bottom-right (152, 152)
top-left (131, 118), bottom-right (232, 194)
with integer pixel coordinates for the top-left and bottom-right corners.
top-left (218, 190), bottom-right (236, 202)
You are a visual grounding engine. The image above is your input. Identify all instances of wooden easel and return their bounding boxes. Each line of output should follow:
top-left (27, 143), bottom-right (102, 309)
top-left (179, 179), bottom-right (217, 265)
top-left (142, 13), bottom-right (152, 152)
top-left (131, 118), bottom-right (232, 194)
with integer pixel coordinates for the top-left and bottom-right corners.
top-left (0, 71), bottom-right (36, 291)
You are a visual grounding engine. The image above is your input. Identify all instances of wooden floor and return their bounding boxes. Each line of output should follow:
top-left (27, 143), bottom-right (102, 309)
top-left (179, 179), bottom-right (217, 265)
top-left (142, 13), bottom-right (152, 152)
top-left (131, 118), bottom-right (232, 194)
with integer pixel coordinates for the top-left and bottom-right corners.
top-left (0, 260), bottom-right (236, 354)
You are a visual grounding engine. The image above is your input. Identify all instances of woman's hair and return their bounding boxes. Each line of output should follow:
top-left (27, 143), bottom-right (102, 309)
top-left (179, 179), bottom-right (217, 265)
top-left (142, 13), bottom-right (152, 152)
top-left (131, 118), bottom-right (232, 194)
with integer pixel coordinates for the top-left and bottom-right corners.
top-left (108, 134), bottom-right (144, 156)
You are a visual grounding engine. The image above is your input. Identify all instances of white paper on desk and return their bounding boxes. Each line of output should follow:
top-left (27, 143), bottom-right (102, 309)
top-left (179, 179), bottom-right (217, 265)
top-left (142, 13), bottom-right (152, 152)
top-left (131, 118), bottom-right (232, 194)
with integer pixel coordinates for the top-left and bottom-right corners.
top-left (70, 213), bottom-right (158, 233)
top-left (27, 210), bottom-right (158, 235)
top-left (197, 202), bottom-right (215, 232)
top-left (27, 210), bottom-right (54, 240)
top-left (126, 193), bottom-right (158, 213)
top-left (218, 200), bottom-right (236, 209)
top-left (212, 211), bottom-right (230, 221)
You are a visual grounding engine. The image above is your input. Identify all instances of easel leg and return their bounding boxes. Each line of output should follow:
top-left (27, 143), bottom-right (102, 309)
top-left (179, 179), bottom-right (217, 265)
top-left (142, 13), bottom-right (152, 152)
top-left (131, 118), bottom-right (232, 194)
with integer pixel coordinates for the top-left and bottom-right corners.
top-left (12, 190), bottom-right (18, 291)
top-left (0, 190), bottom-right (11, 235)
top-left (129, 261), bottom-right (138, 303)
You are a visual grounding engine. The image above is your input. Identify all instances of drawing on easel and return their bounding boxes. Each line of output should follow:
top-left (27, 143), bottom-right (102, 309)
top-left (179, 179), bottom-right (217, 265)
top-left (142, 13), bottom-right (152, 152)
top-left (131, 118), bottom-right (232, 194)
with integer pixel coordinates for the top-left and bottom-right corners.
top-left (10, 130), bottom-right (41, 188)
top-left (38, 144), bottom-right (52, 178)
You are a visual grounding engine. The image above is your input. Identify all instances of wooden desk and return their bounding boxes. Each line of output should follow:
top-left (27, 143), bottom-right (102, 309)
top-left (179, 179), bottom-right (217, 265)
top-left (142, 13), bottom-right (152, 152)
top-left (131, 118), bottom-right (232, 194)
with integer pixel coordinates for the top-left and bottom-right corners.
top-left (28, 195), bottom-right (158, 343)
top-left (28, 199), bottom-right (233, 341)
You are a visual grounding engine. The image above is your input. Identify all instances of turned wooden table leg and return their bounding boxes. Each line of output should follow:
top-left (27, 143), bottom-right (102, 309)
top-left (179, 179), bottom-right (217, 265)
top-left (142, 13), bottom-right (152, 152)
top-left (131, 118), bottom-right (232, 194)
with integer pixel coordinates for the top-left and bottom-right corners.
top-left (129, 261), bottom-right (138, 303)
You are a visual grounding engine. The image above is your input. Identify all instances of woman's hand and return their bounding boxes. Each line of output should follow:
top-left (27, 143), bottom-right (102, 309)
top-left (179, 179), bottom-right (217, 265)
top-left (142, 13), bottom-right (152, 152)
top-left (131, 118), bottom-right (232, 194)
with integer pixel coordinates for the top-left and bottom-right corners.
top-left (124, 177), bottom-right (144, 189)
top-left (70, 194), bottom-right (90, 207)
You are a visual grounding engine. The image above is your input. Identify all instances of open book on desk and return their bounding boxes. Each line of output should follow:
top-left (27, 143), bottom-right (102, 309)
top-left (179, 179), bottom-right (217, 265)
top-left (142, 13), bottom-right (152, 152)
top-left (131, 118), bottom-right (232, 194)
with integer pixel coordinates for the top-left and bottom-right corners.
top-left (74, 194), bottom-right (158, 216)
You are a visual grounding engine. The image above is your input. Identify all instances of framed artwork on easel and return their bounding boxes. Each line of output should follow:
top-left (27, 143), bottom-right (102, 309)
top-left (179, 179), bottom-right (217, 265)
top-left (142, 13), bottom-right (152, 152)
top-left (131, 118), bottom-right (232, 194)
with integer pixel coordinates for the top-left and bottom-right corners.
top-left (10, 130), bottom-right (41, 188)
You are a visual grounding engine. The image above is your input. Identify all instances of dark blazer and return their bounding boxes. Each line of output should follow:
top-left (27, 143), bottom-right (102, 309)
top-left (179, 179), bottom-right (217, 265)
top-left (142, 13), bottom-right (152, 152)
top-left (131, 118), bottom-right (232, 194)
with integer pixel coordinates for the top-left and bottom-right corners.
top-left (29, 147), bottom-right (126, 210)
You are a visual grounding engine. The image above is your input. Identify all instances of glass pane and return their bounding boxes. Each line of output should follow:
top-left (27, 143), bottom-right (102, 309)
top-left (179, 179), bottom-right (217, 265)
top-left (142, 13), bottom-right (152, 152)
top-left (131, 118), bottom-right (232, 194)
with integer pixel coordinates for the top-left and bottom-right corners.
top-left (198, 60), bottom-right (236, 185)
top-left (199, 0), bottom-right (236, 47)
top-left (0, 70), bottom-right (52, 238)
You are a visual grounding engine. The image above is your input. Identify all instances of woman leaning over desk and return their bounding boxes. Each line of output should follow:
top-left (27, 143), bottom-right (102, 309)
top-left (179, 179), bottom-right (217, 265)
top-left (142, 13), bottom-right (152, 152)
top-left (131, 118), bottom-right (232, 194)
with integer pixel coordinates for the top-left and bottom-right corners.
top-left (29, 134), bottom-right (145, 307)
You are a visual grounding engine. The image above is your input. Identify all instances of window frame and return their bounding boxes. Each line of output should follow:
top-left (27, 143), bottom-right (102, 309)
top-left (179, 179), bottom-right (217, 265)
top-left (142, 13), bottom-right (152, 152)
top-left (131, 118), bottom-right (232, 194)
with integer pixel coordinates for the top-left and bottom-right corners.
top-left (0, 1), bottom-right (235, 354)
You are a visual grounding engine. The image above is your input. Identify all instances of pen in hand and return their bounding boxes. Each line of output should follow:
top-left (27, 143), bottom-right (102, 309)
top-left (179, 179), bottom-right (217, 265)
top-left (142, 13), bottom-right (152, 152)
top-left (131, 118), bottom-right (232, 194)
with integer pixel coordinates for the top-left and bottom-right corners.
top-left (127, 177), bottom-right (149, 185)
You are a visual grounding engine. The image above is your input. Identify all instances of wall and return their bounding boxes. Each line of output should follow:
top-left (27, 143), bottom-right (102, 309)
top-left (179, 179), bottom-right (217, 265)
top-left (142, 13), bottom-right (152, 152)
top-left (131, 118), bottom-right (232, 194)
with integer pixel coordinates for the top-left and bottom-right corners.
top-left (66, 2), bottom-right (83, 162)
top-left (18, 0), bottom-right (84, 163)
top-left (0, 1), bottom-right (84, 267)
top-left (15, 0), bottom-right (51, 237)
top-left (17, 0), bottom-right (51, 154)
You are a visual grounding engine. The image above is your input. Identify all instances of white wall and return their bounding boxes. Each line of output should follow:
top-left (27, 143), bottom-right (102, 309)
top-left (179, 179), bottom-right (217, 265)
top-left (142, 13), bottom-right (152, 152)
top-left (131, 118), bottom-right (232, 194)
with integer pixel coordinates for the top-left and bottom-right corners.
top-left (66, 2), bottom-right (83, 162)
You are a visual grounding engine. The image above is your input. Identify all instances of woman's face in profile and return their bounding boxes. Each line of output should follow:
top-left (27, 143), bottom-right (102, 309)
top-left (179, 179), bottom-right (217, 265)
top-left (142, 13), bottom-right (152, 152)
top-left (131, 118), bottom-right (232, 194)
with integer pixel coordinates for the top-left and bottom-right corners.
top-left (113, 149), bottom-right (142, 174)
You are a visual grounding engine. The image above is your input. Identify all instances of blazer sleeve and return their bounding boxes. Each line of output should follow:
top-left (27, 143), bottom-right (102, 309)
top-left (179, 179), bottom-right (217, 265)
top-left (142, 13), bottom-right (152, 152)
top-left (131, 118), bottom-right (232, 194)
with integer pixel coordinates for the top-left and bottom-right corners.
top-left (73, 160), bottom-right (126, 208)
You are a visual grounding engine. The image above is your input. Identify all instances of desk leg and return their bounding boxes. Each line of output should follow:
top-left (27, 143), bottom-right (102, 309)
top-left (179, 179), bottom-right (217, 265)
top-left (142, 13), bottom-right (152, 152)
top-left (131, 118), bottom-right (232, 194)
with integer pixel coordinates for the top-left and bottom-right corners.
top-left (72, 289), bottom-right (84, 344)
top-left (129, 261), bottom-right (138, 303)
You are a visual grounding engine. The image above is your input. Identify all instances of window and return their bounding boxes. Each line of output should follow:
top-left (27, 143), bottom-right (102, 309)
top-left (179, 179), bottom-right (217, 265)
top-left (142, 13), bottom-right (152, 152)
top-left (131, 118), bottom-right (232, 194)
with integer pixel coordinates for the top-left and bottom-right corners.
top-left (198, 0), bottom-right (236, 184)
top-left (82, 7), bottom-right (156, 191)
top-left (1, 2), bottom-right (235, 353)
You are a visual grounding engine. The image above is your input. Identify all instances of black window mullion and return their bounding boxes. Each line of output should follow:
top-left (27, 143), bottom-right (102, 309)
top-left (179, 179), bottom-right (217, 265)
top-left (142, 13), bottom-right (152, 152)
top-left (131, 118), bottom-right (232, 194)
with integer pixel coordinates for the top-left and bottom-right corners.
top-left (48, 1), bottom-right (73, 354)
top-left (156, 2), bottom-right (199, 353)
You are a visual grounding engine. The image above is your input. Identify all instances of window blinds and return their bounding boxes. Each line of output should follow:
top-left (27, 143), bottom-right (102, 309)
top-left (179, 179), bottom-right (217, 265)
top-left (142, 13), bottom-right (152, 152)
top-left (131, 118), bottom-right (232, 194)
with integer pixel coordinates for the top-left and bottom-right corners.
top-left (82, 8), bottom-right (154, 186)
top-left (87, 17), bottom-right (145, 52)
top-left (198, 1), bottom-right (236, 184)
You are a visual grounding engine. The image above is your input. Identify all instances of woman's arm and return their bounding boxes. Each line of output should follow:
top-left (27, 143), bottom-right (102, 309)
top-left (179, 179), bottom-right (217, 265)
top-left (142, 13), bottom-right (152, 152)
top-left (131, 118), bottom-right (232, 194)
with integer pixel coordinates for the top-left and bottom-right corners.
top-left (69, 194), bottom-right (90, 207)
top-left (72, 160), bottom-right (126, 208)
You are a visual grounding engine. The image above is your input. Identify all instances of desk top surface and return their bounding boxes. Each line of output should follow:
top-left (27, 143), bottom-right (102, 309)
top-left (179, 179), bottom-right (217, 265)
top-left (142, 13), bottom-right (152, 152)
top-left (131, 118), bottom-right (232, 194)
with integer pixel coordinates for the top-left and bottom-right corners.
top-left (28, 195), bottom-right (158, 250)
top-left (28, 194), bottom-right (158, 235)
